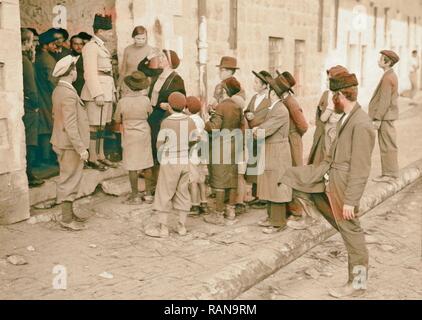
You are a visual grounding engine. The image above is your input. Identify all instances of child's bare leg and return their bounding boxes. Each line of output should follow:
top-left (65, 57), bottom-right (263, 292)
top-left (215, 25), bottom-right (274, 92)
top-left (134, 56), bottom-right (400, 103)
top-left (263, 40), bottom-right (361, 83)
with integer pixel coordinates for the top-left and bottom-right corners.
top-left (129, 171), bottom-right (139, 197)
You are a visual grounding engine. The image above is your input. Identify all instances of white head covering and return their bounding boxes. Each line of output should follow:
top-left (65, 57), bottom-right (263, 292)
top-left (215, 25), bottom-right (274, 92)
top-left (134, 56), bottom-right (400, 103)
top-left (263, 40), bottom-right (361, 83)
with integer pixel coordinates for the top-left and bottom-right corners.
top-left (52, 55), bottom-right (79, 78)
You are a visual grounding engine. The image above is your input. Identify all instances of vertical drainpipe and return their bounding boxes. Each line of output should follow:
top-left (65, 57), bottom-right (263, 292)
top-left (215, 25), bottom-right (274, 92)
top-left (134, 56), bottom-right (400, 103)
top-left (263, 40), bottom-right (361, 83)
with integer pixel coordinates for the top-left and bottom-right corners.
top-left (198, 0), bottom-right (208, 109)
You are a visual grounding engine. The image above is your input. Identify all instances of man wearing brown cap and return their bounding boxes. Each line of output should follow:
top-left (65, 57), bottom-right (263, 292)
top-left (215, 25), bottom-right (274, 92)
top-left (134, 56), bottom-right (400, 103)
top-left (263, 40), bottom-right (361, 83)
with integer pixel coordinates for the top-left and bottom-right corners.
top-left (280, 69), bottom-right (376, 298)
top-left (81, 14), bottom-right (117, 171)
top-left (205, 77), bottom-right (245, 225)
top-left (146, 92), bottom-right (196, 238)
top-left (369, 50), bottom-right (400, 183)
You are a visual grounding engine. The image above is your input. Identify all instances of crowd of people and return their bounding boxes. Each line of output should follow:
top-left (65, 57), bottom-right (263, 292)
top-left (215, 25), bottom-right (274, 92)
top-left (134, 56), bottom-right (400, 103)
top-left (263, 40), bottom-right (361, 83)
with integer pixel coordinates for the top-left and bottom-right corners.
top-left (21, 13), bottom-right (409, 298)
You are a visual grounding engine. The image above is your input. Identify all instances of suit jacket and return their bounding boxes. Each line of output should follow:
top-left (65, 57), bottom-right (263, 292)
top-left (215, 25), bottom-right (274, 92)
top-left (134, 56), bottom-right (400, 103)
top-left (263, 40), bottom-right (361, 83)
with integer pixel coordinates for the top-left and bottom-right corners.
top-left (73, 55), bottom-right (85, 96)
top-left (22, 53), bottom-right (39, 111)
top-left (245, 94), bottom-right (271, 128)
top-left (51, 47), bottom-right (72, 62)
top-left (51, 81), bottom-right (90, 154)
top-left (34, 50), bottom-right (57, 134)
top-left (281, 104), bottom-right (375, 220)
top-left (308, 91), bottom-right (329, 165)
top-left (368, 69), bottom-right (399, 121)
top-left (81, 36), bottom-right (116, 102)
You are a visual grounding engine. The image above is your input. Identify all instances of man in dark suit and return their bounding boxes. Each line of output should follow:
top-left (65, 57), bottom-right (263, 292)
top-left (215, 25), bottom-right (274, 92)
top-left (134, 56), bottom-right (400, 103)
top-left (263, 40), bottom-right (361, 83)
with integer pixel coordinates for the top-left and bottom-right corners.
top-left (138, 49), bottom-right (186, 203)
top-left (21, 28), bottom-right (44, 187)
top-left (368, 50), bottom-right (400, 183)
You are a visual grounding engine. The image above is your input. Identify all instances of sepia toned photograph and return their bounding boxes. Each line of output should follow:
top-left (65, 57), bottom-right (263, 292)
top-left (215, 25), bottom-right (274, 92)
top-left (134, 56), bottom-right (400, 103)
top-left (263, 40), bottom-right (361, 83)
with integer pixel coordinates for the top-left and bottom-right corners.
top-left (0, 0), bottom-right (421, 305)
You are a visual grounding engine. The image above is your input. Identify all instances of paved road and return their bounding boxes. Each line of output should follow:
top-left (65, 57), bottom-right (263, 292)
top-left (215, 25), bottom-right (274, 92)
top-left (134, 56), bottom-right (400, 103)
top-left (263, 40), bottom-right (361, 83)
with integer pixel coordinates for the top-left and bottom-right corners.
top-left (0, 100), bottom-right (421, 300)
top-left (239, 178), bottom-right (422, 300)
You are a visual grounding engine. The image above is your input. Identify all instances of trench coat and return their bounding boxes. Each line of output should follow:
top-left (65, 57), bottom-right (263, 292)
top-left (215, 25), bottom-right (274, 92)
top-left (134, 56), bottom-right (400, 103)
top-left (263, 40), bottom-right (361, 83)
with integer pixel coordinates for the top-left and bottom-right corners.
top-left (280, 104), bottom-right (375, 220)
top-left (34, 50), bottom-right (57, 135)
top-left (256, 100), bottom-right (292, 203)
top-left (22, 53), bottom-right (40, 146)
top-left (113, 93), bottom-right (154, 171)
top-left (244, 94), bottom-right (271, 183)
top-left (308, 91), bottom-right (329, 165)
top-left (368, 69), bottom-right (399, 121)
top-left (283, 94), bottom-right (308, 167)
top-left (205, 98), bottom-right (244, 190)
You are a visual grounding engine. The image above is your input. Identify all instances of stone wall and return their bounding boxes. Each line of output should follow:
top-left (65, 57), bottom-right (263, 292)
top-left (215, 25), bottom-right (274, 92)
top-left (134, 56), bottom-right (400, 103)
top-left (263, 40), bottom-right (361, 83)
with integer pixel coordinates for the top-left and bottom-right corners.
top-left (0, 0), bottom-right (30, 224)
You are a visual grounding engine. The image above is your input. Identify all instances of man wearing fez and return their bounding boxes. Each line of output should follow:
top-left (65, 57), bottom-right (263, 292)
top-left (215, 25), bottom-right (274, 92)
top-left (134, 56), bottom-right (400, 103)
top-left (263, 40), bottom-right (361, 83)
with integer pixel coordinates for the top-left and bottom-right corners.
top-left (138, 49), bottom-right (186, 203)
top-left (81, 14), bottom-right (117, 171)
top-left (35, 29), bottom-right (58, 167)
top-left (369, 50), bottom-right (400, 183)
top-left (21, 28), bottom-right (44, 187)
top-left (280, 69), bottom-right (375, 298)
top-left (51, 55), bottom-right (90, 231)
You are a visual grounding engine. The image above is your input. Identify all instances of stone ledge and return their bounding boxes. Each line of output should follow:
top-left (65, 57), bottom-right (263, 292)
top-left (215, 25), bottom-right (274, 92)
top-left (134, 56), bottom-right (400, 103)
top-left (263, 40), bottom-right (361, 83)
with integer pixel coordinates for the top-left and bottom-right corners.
top-left (179, 159), bottom-right (422, 300)
top-left (29, 167), bottom-right (128, 207)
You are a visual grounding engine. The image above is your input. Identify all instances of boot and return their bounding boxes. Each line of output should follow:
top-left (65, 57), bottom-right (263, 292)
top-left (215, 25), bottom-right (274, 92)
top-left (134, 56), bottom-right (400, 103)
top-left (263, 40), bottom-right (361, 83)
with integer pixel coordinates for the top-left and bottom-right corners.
top-left (225, 205), bottom-right (236, 221)
top-left (189, 205), bottom-right (201, 216)
top-left (145, 224), bottom-right (169, 238)
top-left (60, 202), bottom-right (86, 231)
top-left (27, 171), bottom-right (45, 188)
top-left (177, 211), bottom-right (188, 236)
top-left (204, 210), bottom-right (225, 226)
top-left (200, 203), bottom-right (209, 215)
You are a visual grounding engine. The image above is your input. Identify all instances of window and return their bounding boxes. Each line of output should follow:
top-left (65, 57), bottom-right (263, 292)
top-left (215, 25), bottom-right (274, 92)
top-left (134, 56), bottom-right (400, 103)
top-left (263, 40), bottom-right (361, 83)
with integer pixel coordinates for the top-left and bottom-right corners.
top-left (333, 0), bottom-right (339, 49)
top-left (0, 61), bottom-right (5, 91)
top-left (373, 7), bottom-right (378, 48)
top-left (317, 0), bottom-right (324, 52)
top-left (229, 0), bottom-right (238, 50)
top-left (384, 7), bottom-right (390, 46)
top-left (268, 37), bottom-right (284, 77)
top-left (294, 40), bottom-right (306, 96)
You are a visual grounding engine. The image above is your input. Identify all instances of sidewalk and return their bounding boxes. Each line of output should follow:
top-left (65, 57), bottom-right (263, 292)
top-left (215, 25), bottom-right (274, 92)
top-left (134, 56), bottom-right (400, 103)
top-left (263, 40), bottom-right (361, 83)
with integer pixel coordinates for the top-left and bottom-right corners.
top-left (1, 99), bottom-right (422, 300)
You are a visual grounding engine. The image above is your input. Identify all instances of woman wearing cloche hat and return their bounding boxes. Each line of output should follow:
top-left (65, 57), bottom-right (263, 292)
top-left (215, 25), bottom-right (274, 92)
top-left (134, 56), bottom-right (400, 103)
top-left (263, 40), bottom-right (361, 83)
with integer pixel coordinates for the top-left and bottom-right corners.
top-left (113, 71), bottom-right (154, 205)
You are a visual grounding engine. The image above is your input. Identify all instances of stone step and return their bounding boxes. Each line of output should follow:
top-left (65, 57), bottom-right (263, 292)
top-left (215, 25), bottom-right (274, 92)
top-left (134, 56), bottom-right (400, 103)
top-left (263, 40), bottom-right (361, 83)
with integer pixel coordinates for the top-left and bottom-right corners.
top-left (100, 175), bottom-right (146, 196)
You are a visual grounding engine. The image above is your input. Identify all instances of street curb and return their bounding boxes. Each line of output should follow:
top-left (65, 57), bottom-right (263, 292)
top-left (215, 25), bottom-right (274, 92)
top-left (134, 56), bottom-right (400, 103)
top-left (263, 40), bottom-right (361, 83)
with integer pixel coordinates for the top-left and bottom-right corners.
top-left (181, 159), bottom-right (422, 300)
top-left (29, 167), bottom-right (127, 206)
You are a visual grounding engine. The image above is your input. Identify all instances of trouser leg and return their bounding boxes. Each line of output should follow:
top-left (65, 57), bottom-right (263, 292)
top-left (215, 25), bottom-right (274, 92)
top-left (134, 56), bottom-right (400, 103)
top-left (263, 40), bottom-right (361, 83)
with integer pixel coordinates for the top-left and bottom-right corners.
top-left (39, 134), bottom-right (53, 163)
top-left (215, 189), bottom-right (226, 212)
top-left (26, 145), bottom-right (37, 175)
top-left (311, 193), bottom-right (368, 284)
top-left (55, 148), bottom-right (84, 204)
top-left (199, 183), bottom-right (208, 204)
top-left (378, 121), bottom-right (399, 178)
top-left (61, 201), bottom-right (73, 223)
top-left (268, 202), bottom-right (287, 228)
top-left (235, 175), bottom-right (246, 204)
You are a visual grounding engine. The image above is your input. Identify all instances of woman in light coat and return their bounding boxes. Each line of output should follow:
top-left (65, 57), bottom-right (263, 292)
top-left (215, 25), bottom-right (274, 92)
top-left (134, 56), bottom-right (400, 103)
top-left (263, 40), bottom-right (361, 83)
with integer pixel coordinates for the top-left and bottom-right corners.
top-left (114, 71), bottom-right (154, 204)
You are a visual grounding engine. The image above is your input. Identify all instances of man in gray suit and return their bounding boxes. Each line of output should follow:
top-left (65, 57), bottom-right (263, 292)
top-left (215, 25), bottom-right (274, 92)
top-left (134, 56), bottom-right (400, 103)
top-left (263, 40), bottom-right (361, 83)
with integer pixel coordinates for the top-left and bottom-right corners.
top-left (51, 56), bottom-right (90, 231)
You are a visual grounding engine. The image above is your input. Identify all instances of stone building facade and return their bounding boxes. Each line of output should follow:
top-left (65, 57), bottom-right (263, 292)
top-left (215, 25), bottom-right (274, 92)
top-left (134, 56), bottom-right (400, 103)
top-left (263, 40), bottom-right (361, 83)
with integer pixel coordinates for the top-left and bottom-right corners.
top-left (0, 0), bottom-right (421, 224)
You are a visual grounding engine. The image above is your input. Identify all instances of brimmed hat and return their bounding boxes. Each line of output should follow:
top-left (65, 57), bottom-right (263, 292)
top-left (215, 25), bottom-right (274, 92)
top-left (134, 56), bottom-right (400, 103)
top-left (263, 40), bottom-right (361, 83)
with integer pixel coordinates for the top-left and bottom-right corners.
top-left (252, 70), bottom-right (272, 85)
top-left (281, 71), bottom-right (296, 94)
top-left (268, 74), bottom-right (290, 97)
top-left (163, 50), bottom-right (180, 69)
top-left (327, 65), bottom-right (349, 78)
top-left (216, 56), bottom-right (239, 70)
top-left (186, 96), bottom-right (202, 114)
top-left (93, 14), bottom-right (113, 30)
top-left (53, 55), bottom-right (79, 78)
top-left (39, 29), bottom-right (57, 45)
top-left (329, 72), bottom-right (359, 92)
top-left (169, 92), bottom-right (187, 111)
top-left (77, 32), bottom-right (93, 41)
top-left (222, 77), bottom-right (241, 97)
top-left (380, 50), bottom-right (400, 66)
top-left (48, 28), bottom-right (69, 41)
top-left (124, 71), bottom-right (150, 91)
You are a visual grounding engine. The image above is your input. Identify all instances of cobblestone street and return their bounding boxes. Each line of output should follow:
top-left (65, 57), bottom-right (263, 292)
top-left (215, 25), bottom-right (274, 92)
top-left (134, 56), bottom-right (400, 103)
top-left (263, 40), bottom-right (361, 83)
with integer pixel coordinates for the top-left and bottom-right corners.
top-left (1, 102), bottom-right (422, 300)
top-left (239, 177), bottom-right (422, 300)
